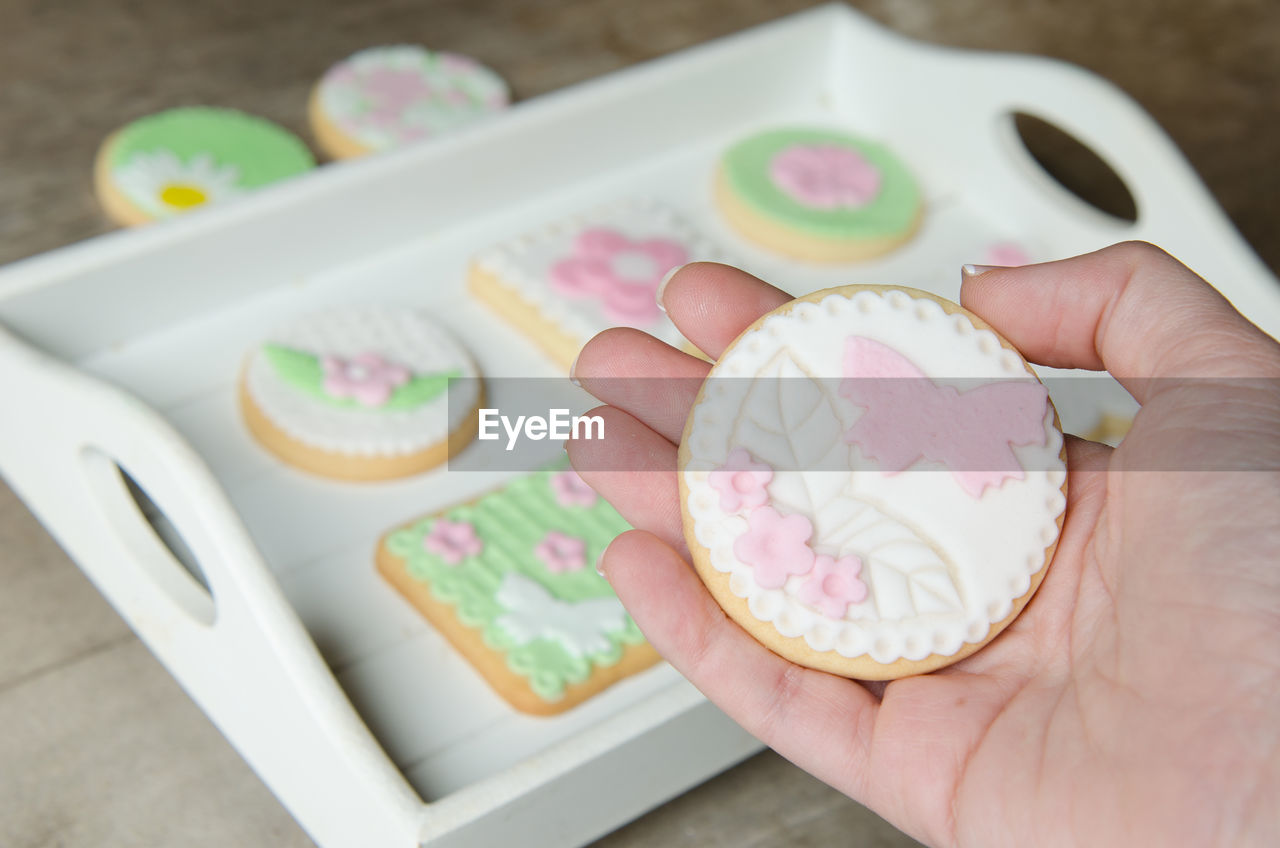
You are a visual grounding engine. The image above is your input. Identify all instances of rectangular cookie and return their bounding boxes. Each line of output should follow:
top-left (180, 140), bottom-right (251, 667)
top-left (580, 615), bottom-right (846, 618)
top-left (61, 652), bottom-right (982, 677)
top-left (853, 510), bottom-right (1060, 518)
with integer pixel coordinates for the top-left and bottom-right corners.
top-left (469, 198), bottom-right (727, 369)
top-left (376, 464), bottom-right (660, 715)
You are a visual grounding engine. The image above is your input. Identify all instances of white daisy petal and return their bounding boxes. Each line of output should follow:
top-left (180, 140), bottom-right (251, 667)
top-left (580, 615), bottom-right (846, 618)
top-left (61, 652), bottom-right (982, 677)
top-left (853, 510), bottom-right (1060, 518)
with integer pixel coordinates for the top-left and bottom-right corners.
top-left (110, 149), bottom-right (245, 218)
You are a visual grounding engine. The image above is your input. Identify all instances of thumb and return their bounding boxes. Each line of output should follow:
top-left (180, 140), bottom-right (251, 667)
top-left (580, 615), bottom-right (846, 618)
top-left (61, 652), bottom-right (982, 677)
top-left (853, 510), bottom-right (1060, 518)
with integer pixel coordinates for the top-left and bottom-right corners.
top-left (959, 241), bottom-right (1280, 405)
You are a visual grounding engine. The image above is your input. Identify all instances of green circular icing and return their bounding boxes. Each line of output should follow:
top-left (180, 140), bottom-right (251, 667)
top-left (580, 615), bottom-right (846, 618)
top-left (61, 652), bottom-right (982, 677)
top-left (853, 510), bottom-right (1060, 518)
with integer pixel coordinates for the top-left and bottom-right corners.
top-left (720, 126), bottom-right (920, 240)
top-left (108, 107), bottom-right (315, 187)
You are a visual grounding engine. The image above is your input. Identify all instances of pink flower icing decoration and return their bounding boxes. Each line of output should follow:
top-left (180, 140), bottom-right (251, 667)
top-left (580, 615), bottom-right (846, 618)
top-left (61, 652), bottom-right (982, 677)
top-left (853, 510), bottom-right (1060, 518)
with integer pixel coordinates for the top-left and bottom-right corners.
top-left (549, 228), bottom-right (688, 326)
top-left (321, 351), bottom-right (412, 407)
top-left (984, 242), bottom-right (1031, 267)
top-left (708, 448), bottom-right (773, 512)
top-left (769, 143), bottom-right (882, 210)
top-left (733, 506), bottom-right (816, 589)
top-left (797, 554), bottom-right (868, 619)
top-left (340, 64), bottom-right (435, 143)
top-left (550, 469), bottom-right (598, 508)
top-left (535, 530), bottom-right (588, 573)
top-left (424, 519), bottom-right (483, 564)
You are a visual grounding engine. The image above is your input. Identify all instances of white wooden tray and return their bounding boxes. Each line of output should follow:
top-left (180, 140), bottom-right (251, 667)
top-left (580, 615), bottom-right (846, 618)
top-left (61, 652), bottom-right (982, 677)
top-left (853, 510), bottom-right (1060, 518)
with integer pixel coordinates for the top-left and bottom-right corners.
top-left (2, 5), bottom-right (1278, 847)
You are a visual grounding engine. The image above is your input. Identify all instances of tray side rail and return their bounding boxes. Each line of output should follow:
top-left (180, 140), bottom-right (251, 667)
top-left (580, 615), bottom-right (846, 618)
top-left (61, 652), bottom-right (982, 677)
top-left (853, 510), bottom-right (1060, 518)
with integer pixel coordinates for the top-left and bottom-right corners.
top-left (0, 325), bottom-right (424, 848)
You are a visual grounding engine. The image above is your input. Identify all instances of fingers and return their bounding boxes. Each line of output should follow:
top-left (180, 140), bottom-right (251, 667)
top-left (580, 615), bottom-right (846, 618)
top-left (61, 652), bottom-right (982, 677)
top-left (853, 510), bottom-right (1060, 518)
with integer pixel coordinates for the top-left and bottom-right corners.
top-left (600, 528), bottom-right (878, 801)
top-left (565, 405), bottom-right (686, 554)
top-left (571, 328), bottom-right (708, 443)
top-left (960, 242), bottom-right (1280, 404)
top-left (659, 262), bottom-right (793, 360)
top-left (571, 263), bottom-right (793, 443)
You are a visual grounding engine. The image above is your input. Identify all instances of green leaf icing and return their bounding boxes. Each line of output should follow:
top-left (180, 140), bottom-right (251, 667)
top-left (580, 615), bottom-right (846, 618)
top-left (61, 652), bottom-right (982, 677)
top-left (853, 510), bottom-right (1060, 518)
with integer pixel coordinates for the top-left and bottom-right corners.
top-left (262, 343), bottom-right (458, 412)
top-left (384, 463), bottom-right (642, 702)
top-left (721, 126), bottom-right (921, 240)
top-left (108, 107), bottom-right (315, 188)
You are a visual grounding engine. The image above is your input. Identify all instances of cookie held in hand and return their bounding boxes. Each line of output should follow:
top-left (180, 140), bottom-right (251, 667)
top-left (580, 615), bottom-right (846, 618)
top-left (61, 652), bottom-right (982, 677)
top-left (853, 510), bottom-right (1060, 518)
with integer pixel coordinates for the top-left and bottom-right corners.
top-left (678, 285), bottom-right (1066, 679)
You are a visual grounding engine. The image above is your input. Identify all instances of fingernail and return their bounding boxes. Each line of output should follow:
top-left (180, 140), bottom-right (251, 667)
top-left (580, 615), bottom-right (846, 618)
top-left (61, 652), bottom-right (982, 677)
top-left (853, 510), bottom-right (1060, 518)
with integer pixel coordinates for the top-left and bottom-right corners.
top-left (569, 352), bottom-right (582, 387)
top-left (595, 550), bottom-right (608, 578)
top-left (656, 263), bottom-right (687, 313)
top-left (962, 264), bottom-right (1004, 277)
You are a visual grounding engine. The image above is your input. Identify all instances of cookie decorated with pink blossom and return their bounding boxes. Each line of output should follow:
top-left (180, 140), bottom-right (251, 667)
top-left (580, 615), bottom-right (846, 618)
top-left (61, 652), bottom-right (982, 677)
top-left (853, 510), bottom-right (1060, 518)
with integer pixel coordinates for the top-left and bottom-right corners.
top-left (240, 305), bottom-right (482, 480)
top-left (679, 285), bottom-right (1066, 679)
top-left (309, 45), bottom-right (510, 159)
top-left (469, 198), bottom-right (730, 369)
top-left (716, 127), bottom-right (922, 262)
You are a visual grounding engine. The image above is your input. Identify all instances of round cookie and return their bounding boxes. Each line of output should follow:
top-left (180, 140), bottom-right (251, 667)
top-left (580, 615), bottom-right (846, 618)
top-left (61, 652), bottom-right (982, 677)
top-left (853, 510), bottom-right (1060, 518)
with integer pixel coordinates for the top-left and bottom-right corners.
top-left (95, 107), bottom-right (315, 227)
top-left (240, 306), bottom-right (482, 481)
top-left (679, 285), bottom-right (1066, 679)
top-left (309, 45), bottom-right (510, 159)
top-left (715, 127), bottom-right (922, 262)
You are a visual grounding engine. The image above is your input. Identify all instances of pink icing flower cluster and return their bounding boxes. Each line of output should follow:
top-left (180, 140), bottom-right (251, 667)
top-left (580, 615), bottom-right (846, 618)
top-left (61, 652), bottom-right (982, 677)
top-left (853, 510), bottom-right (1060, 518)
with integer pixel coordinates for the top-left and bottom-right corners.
top-left (708, 447), bottom-right (772, 511)
top-left (424, 519), bottom-right (483, 564)
top-left (769, 143), bottom-right (882, 210)
top-left (714, 448), bottom-right (869, 619)
top-left (329, 64), bottom-right (437, 144)
top-left (550, 469), bottom-right (598, 507)
top-left (535, 530), bottom-right (587, 573)
top-left (549, 228), bottom-right (688, 326)
top-left (797, 554), bottom-right (867, 618)
top-left (321, 351), bottom-right (411, 407)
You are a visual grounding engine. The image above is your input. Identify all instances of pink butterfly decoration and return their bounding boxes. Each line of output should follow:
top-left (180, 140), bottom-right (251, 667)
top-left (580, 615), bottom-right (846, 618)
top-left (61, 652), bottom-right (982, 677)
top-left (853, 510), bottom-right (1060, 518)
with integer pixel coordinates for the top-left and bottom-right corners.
top-left (839, 336), bottom-right (1049, 498)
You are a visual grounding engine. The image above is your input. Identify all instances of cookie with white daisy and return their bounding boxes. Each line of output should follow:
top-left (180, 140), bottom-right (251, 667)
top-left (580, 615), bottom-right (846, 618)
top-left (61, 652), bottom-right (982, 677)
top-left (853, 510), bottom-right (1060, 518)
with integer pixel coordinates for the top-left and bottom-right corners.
top-left (240, 305), bottom-right (483, 481)
top-left (94, 107), bottom-right (315, 227)
top-left (309, 45), bottom-right (510, 160)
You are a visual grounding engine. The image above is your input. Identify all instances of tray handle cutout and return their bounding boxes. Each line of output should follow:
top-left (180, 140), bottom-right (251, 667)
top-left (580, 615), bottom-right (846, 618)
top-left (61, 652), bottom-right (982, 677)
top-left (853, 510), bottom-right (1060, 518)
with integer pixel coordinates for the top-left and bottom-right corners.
top-left (944, 48), bottom-right (1217, 237)
top-left (78, 445), bottom-right (217, 627)
top-left (1010, 111), bottom-right (1138, 225)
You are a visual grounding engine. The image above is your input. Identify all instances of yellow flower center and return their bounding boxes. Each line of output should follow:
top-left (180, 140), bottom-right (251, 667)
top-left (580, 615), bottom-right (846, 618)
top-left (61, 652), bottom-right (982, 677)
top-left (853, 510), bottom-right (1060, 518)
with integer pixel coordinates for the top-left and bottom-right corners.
top-left (160, 183), bottom-right (209, 209)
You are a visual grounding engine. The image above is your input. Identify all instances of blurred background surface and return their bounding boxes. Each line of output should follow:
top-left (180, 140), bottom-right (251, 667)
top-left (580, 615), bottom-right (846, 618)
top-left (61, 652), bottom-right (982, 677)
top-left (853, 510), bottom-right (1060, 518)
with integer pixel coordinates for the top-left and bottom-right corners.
top-left (1, 1), bottom-right (1276, 846)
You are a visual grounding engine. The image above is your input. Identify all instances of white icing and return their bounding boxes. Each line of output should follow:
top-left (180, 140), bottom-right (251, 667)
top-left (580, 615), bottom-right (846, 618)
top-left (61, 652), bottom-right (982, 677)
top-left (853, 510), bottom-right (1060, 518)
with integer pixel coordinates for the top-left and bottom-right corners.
top-left (245, 306), bottom-right (480, 457)
top-left (473, 198), bottom-right (730, 350)
top-left (493, 573), bottom-right (629, 658)
top-left (684, 289), bottom-right (1066, 665)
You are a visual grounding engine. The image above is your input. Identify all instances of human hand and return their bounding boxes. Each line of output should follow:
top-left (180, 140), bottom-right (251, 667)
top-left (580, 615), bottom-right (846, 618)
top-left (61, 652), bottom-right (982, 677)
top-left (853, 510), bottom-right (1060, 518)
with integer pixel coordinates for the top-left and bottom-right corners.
top-left (567, 242), bottom-right (1280, 847)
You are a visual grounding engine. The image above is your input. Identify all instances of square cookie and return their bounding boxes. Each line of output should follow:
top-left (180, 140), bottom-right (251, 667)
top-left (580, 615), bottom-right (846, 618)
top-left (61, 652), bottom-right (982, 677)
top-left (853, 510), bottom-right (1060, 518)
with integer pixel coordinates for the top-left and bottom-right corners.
top-left (376, 464), bottom-right (659, 714)
top-left (469, 198), bottom-right (728, 369)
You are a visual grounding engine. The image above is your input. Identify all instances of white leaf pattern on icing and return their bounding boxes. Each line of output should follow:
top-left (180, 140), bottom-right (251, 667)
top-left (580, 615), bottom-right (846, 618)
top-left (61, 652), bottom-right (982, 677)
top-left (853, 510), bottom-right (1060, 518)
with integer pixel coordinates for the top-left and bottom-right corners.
top-left (813, 495), bottom-right (964, 621)
top-left (728, 347), bottom-right (964, 623)
top-left (731, 350), bottom-right (850, 520)
top-left (493, 573), bottom-right (628, 658)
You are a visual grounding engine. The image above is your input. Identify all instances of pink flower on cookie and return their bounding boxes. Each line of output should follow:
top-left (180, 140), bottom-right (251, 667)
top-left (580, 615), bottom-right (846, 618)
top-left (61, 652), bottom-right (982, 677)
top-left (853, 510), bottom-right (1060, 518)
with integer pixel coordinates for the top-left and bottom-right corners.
top-left (709, 448), bottom-right (773, 512)
top-left (770, 144), bottom-right (881, 210)
top-left (322, 351), bottom-right (411, 407)
top-left (535, 530), bottom-right (588, 573)
top-left (550, 469), bottom-right (598, 508)
top-left (797, 554), bottom-right (867, 619)
top-left (549, 228), bottom-right (688, 326)
top-left (424, 519), bottom-right (483, 564)
top-left (733, 506), bottom-right (816, 589)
